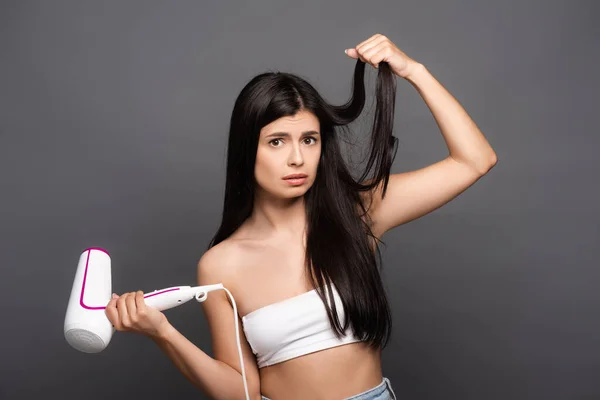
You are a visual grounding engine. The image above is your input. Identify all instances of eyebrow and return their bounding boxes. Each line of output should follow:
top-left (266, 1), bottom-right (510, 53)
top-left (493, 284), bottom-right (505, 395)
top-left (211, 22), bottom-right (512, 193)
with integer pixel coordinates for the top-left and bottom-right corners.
top-left (264, 130), bottom-right (320, 138)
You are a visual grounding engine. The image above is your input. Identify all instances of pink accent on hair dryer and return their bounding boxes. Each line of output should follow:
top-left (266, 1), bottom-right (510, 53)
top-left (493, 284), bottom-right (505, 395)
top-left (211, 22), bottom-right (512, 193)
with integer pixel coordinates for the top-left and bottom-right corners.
top-left (64, 248), bottom-right (223, 353)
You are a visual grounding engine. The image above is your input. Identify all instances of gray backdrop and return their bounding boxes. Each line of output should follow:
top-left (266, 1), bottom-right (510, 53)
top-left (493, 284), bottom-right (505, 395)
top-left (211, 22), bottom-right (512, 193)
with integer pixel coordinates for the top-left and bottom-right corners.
top-left (1, 0), bottom-right (598, 399)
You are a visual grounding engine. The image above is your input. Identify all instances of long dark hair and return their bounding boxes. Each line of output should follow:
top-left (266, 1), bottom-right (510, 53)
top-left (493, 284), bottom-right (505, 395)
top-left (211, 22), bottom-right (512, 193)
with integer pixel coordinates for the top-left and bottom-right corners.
top-left (209, 59), bottom-right (399, 351)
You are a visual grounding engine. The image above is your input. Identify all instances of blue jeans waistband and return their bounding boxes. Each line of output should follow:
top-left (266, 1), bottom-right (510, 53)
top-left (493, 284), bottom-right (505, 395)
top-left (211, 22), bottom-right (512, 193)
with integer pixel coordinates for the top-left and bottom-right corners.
top-left (260, 376), bottom-right (396, 400)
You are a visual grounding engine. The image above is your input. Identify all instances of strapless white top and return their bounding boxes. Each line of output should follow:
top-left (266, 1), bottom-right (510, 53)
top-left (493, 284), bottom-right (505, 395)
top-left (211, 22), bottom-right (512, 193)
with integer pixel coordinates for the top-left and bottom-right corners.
top-left (241, 284), bottom-right (362, 368)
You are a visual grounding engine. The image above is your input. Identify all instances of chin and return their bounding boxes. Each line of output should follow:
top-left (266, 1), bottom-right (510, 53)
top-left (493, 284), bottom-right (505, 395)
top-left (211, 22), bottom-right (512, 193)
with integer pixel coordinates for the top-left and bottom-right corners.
top-left (281, 188), bottom-right (309, 199)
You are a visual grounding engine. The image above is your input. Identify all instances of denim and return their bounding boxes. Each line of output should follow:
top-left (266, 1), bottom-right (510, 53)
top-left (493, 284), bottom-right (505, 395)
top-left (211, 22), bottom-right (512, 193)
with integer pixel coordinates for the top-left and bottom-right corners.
top-left (260, 376), bottom-right (397, 400)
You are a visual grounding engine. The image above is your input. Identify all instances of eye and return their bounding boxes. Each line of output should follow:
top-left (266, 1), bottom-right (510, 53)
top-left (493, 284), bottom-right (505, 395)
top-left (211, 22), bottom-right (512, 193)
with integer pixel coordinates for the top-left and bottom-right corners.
top-left (269, 138), bottom-right (284, 147)
top-left (303, 137), bottom-right (318, 145)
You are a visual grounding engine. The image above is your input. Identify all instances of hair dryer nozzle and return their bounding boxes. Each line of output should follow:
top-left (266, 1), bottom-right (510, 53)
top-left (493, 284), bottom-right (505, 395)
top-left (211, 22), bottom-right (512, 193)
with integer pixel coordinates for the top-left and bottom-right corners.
top-left (64, 248), bottom-right (114, 353)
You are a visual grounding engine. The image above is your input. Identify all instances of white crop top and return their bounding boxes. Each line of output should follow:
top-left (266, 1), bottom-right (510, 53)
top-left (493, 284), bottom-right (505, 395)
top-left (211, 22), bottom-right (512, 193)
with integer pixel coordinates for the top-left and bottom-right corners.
top-left (241, 284), bottom-right (362, 368)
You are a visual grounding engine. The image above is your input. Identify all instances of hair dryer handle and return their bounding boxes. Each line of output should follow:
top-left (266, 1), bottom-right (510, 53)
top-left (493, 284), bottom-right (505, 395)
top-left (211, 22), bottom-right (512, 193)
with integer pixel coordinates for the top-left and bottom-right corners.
top-left (142, 284), bottom-right (223, 311)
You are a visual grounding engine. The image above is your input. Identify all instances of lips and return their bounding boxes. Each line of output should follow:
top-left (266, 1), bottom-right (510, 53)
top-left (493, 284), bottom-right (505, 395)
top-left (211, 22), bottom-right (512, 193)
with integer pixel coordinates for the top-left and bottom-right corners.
top-left (282, 173), bottom-right (308, 180)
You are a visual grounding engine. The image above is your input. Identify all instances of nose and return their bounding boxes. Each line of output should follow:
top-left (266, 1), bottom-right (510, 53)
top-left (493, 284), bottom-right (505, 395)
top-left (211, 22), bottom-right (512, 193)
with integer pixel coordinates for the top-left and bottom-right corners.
top-left (287, 143), bottom-right (304, 167)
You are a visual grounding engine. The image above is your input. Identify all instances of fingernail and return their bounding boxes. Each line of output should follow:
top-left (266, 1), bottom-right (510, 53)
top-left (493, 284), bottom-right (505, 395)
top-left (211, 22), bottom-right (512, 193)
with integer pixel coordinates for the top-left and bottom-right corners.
top-left (344, 49), bottom-right (348, 54)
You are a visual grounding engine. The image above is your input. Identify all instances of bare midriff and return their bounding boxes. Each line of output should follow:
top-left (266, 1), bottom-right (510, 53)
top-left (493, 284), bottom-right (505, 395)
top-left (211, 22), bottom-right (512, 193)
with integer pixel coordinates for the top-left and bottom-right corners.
top-left (258, 341), bottom-right (382, 400)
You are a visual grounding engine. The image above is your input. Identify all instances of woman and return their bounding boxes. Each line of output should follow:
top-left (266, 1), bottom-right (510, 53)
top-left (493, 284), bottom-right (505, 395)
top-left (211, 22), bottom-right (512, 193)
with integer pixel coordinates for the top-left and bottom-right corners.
top-left (105, 34), bottom-right (497, 400)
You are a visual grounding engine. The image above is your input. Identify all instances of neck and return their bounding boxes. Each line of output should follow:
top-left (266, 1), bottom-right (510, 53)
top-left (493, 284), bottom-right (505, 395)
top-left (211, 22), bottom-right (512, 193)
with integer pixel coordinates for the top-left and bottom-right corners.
top-left (248, 188), bottom-right (307, 239)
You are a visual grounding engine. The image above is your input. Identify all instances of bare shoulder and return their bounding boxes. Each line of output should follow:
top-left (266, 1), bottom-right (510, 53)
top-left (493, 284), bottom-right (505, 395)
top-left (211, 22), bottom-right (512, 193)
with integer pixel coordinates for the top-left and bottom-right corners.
top-left (196, 239), bottom-right (243, 287)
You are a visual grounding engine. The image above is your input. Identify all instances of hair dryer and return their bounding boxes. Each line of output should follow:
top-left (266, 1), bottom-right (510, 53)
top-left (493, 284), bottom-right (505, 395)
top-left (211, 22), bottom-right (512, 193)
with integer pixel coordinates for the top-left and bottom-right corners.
top-left (64, 248), bottom-right (223, 353)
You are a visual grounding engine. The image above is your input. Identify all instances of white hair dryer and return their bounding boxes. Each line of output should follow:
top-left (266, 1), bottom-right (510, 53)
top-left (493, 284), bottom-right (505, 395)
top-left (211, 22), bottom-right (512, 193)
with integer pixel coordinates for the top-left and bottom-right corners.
top-left (64, 248), bottom-right (223, 353)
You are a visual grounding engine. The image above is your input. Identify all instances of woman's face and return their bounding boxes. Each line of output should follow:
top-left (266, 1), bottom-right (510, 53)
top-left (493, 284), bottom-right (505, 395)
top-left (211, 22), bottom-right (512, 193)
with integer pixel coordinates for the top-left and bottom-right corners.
top-left (255, 110), bottom-right (321, 200)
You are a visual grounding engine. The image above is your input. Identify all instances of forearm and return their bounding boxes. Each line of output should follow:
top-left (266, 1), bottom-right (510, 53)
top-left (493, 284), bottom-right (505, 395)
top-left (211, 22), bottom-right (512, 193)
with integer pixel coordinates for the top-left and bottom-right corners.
top-left (150, 322), bottom-right (248, 400)
top-left (404, 63), bottom-right (497, 174)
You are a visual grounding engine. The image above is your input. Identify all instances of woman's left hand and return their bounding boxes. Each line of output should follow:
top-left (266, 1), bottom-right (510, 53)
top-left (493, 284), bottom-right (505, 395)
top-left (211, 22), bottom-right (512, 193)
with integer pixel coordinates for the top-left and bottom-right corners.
top-left (345, 34), bottom-right (420, 79)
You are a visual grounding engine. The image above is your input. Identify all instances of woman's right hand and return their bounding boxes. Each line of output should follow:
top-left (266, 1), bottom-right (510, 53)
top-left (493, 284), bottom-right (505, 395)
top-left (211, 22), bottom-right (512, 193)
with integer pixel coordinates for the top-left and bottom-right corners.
top-left (105, 291), bottom-right (170, 339)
